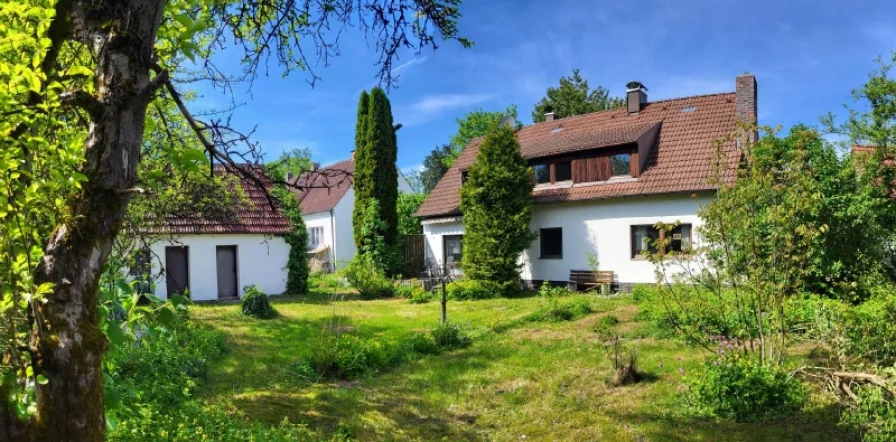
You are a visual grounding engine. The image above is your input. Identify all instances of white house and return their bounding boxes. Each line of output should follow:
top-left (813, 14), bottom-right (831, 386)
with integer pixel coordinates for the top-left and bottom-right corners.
top-left (416, 75), bottom-right (756, 289)
top-left (291, 156), bottom-right (412, 271)
top-left (138, 165), bottom-right (292, 301)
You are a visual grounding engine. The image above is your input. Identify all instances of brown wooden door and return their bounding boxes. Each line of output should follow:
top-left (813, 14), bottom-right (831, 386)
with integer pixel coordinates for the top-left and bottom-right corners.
top-left (165, 246), bottom-right (189, 298)
top-left (216, 246), bottom-right (238, 299)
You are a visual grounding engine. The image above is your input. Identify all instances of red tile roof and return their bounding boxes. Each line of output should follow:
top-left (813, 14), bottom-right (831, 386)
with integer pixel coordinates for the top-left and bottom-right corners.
top-left (142, 164), bottom-right (293, 235)
top-left (290, 158), bottom-right (354, 215)
top-left (416, 92), bottom-right (742, 218)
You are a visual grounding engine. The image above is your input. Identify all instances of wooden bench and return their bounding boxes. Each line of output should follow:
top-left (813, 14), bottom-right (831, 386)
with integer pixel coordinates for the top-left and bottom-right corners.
top-left (569, 270), bottom-right (616, 293)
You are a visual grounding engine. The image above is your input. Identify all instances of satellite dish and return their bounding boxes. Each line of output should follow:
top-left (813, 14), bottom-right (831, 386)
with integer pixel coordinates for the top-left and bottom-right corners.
top-left (500, 114), bottom-right (516, 128)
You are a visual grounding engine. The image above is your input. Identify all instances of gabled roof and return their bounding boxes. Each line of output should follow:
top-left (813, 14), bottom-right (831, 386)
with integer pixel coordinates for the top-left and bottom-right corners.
top-left (141, 164), bottom-right (292, 235)
top-left (290, 158), bottom-right (355, 215)
top-left (416, 92), bottom-right (742, 218)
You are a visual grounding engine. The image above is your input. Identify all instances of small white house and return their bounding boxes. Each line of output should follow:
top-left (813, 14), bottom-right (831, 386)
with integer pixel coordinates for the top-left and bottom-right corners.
top-left (416, 75), bottom-right (757, 289)
top-left (291, 156), bottom-right (412, 271)
top-left (138, 165), bottom-right (292, 301)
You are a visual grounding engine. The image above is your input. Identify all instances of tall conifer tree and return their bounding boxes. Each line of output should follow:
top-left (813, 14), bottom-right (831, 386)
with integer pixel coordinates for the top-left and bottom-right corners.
top-left (353, 91), bottom-right (372, 247)
top-left (352, 88), bottom-right (399, 260)
top-left (460, 125), bottom-right (537, 287)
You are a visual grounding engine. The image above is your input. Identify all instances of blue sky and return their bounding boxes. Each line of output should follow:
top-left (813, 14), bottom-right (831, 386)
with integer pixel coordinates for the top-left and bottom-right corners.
top-left (193, 0), bottom-right (896, 174)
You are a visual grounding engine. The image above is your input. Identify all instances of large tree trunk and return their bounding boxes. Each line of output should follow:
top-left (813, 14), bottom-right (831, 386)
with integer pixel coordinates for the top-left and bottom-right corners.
top-left (20, 1), bottom-right (166, 441)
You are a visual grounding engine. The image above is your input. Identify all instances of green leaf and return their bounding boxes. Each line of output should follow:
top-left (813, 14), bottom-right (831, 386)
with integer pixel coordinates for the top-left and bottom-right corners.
top-left (173, 13), bottom-right (192, 28)
top-left (103, 384), bottom-right (122, 411)
top-left (158, 307), bottom-right (175, 328)
top-left (36, 374), bottom-right (48, 385)
top-left (65, 66), bottom-right (93, 77)
top-left (105, 323), bottom-right (126, 348)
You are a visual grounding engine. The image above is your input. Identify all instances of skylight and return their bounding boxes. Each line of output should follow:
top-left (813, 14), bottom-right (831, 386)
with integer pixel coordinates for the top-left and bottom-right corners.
top-left (681, 105), bottom-right (696, 113)
top-left (551, 127), bottom-right (563, 134)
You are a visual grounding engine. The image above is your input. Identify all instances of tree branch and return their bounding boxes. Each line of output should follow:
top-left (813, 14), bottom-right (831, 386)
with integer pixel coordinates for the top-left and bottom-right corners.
top-left (59, 90), bottom-right (102, 119)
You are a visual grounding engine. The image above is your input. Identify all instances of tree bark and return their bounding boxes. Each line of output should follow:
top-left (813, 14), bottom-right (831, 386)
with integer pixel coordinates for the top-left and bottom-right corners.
top-left (22, 1), bottom-right (166, 441)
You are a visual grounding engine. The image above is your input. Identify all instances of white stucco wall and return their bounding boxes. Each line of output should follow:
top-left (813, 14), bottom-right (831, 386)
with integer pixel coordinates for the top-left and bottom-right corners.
top-left (148, 234), bottom-right (290, 301)
top-left (332, 187), bottom-right (356, 270)
top-left (421, 193), bottom-right (712, 285)
top-left (302, 210), bottom-right (336, 265)
top-left (421, 218), bottom-right (465, 269)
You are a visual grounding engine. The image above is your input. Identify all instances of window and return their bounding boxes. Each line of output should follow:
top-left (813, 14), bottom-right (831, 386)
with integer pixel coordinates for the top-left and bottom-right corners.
top-left (308, 227), bottom-right (324, 246)
top-left (631, 223), bottom-right (692, 258)
top-left (540, 228), bottom-right (563, 259)
top-left (460, 170), bottom-right (469, 184)
top-left (444, 235), bottom-right (463, 268)
top-left (555, 161), bottom-right (572, 182)
top-left (534, 164), bottom-right (550, 184)
top-left (610, 153), bottom-right (631, 176)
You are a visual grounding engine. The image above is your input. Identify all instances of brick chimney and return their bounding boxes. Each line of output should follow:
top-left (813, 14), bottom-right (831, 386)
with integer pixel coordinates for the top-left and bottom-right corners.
top-left (735, 74), bottom-right (758, 142)
top-left (626, 81), bottom-right (648, 114)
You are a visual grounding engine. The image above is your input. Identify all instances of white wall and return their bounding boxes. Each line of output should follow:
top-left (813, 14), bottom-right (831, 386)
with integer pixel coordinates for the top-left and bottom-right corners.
top-left (332, 187), bottom-right (356, 270)
top-left (422, 219), bottom-right (464, 269)
top-left (302, 210), bottom-right (335, 265)
top-left (149, 234), bottom-right (290, 301)
top-left (421, 193), bottom-right (712, 284)
top-left (521, 194), bottom-right (711, 284)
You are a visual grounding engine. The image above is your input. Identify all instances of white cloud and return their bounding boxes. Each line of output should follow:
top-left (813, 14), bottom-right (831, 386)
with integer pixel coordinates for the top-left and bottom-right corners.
top-left (412, 93), bottom-right (494, 115)
top-left (400, 163), bottom-right (424, 176)
top-left (395, 93), bottom-right (495, 126)
top-left (391, 57), bottom-right (428, 78)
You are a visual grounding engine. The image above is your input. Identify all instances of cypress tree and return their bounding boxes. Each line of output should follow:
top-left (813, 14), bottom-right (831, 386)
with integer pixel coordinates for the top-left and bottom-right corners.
top-left (352, 90), bottom-right (372, 248)
top-left (352, 88), bottom-right (399, 263)
top-left (460, 125), bottom-right (537, 289)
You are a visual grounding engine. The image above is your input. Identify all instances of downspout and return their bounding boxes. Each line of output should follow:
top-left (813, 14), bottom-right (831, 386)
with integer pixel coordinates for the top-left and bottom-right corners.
top-left (330, 208), bottom-right (337, 272)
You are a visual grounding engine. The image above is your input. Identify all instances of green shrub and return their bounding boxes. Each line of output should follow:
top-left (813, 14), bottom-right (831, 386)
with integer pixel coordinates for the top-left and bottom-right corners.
top-left (684, 354), bottom-right (807, 422)
top-left (241, 285), bottom-right (278, 319)
top-left (301, 330), bottom-right (456, 379)
top-left (528, 296), bottom-right (594, 322)
top-left (394, 282), bottom-right (427, 300)
top-left (106, 318), bottom-right (315, 441)
top-left (841, 383), bottom-right (896, 442)
top-left (597, 314), bottom-right (620, 328)
top-left (307, 333), bottom-right (398, 378)
top-left (446, 280), bottom-right (503, 300)
top-left (310, 272), bottom-right (347, 290)
top-left (110, 401), bottom-right (315, 442)
top-left (344, 254), bottom-right (394, 299)
top-left (431, 323), bottom-right (472, 350)
top-left (404, 332), bottom-right (440, 355)
top-left (409, 289), bottom-right (435, 304)
top-left (846, 287), bottom-right (896, 366)
top-left (632, 283), bottom-right (760, 343)
top-left (538, 282), bottom-right (573, 298)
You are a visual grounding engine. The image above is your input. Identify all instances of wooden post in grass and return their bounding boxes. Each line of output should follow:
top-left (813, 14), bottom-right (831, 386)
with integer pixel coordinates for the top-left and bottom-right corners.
top-left (441, 280), bottom-right (447, 324)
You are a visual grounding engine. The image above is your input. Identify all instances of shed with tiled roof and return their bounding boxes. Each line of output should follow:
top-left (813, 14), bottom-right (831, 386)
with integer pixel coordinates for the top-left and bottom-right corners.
top-left (136, 164), bottom-right (293, 302)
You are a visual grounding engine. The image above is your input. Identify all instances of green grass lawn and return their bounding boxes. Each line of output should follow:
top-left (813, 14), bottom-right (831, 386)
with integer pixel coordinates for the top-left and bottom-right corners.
top-left (192, 292), bottom-right (858, 441)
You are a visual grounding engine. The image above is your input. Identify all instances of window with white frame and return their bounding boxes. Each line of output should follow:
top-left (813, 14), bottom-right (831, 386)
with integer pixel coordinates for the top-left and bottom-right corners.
top-left (308, 227), bottom-right (324, 247)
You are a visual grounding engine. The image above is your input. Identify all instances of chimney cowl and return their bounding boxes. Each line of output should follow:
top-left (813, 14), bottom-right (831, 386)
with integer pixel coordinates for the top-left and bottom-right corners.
top-left (626, 81), bottom-right (648, 114)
